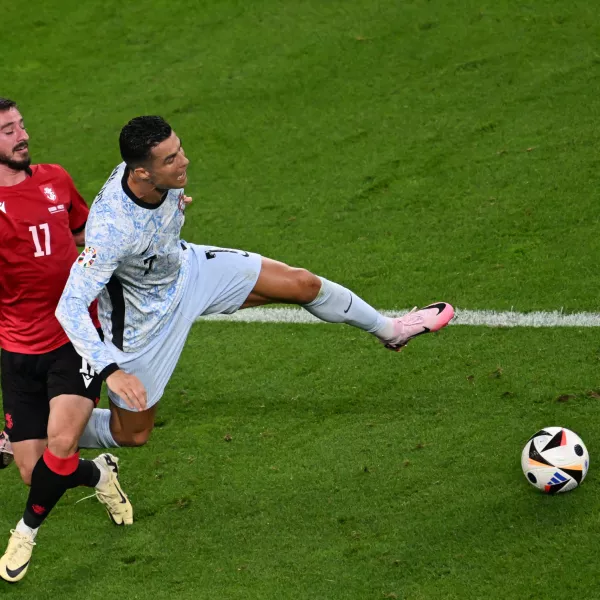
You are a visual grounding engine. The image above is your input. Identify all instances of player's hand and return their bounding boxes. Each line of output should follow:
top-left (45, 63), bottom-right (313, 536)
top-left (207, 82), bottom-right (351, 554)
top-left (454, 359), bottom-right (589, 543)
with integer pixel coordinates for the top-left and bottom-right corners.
top-left (106, 370), bottom-right (147, 411)
top-left (182, 194), bottom-right (192, 205)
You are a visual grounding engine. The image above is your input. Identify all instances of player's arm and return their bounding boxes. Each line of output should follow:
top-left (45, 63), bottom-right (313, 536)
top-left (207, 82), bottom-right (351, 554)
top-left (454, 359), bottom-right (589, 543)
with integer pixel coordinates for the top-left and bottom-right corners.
top-left (55, 216), bottom-right (146, 410)
top-left (72, 226), bottom-right (86, 247)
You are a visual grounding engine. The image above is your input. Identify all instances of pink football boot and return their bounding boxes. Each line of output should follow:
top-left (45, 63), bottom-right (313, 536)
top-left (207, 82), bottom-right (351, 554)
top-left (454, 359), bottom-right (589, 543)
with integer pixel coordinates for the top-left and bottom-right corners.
top-left (381, 302), bottom-right (454, 351)
top-left (0, 431), bottom-right (14, 469)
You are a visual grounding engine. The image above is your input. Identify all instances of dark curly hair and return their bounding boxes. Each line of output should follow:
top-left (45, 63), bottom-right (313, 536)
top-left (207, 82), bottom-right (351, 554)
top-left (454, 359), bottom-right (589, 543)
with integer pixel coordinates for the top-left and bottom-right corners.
top-left (0, 98), bottom-right (17, 112)
top-left (119, 115), bottom-right (172, 168)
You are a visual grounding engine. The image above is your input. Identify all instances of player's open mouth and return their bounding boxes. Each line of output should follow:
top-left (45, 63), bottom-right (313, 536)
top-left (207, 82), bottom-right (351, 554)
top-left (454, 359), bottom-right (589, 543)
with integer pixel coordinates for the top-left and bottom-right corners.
top-left (177, 171), bottom-right (186, 181)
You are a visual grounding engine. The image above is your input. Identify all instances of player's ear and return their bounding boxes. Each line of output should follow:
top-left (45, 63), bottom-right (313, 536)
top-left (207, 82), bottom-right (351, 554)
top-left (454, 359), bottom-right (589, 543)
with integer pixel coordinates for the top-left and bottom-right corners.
top-left (132, 165), bottom-right (152, 183)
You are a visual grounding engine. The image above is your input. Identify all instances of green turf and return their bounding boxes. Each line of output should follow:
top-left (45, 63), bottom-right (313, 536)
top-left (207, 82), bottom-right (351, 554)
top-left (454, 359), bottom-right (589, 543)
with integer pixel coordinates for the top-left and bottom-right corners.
top-left (3, 326), bottom-right (600, 599)
top-left (2, 0), bottom-right (600, 597)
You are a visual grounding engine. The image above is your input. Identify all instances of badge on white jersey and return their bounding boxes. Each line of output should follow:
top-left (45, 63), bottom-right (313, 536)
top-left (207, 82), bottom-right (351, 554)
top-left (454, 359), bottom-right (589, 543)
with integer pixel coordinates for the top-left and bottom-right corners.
top-left (77, 246), bottom-right (98, 268)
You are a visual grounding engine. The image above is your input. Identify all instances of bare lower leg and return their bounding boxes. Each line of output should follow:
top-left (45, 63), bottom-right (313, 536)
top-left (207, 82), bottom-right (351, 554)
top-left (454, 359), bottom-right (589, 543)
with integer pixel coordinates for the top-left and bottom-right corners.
top-left (47, 394), bottom-right (94, 458)
top-left (12, 439), bottom-right (46, 486)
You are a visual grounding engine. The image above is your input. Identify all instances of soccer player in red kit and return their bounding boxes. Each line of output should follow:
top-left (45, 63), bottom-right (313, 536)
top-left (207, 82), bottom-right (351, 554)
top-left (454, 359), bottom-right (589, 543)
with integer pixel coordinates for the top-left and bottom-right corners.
top-left (0, 98), bottom-right (132, 583)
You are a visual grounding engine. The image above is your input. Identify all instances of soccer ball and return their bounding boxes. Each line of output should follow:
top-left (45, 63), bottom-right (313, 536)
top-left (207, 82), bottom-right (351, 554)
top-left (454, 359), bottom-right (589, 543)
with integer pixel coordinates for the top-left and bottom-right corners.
top-left (521, 427), bottom-right (589, 494)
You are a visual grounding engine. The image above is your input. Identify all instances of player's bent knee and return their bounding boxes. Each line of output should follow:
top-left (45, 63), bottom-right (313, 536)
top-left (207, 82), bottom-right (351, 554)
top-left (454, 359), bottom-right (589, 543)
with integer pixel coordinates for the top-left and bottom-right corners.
top-left (47, 432), bottom-right (80, 457)
top-left (114, 428), bottom-right (153, 447)
top-left (109, 403), bottom-right (156, 447)
top-left (292, 268), bottom-right (321, 304)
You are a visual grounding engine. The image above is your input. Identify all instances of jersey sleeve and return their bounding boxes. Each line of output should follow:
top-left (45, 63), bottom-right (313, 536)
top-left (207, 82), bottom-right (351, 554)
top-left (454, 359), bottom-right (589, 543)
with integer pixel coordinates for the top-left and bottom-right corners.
top-left (59, 166), bottom-right (90, 233)
top-left (56, 205), bottom-right (133, 377)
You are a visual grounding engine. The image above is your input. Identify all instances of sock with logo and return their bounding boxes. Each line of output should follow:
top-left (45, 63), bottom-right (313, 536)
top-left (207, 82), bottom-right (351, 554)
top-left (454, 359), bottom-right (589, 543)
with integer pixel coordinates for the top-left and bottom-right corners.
top-left (79, 408), bottom-right (119, 449)
top-left (302, 277), bottom-right (395, 338)
top-left (23, 449), bottom-right (101, 529)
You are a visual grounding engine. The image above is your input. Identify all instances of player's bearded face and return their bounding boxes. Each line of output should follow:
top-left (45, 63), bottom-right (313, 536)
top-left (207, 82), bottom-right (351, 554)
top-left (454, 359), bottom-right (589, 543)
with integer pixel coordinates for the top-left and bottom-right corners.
top-left (147, 132), bottom-right (189, 190)
top-left (0, 108), bottom-right (31, 171)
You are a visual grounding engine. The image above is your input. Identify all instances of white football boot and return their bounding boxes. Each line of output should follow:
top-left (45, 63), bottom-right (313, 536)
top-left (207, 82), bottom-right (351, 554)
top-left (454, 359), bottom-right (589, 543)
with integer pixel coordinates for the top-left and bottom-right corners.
top-left (0, 529), bottom-right (36, 583)
top-left (93, 454), bottom-right (133, 526)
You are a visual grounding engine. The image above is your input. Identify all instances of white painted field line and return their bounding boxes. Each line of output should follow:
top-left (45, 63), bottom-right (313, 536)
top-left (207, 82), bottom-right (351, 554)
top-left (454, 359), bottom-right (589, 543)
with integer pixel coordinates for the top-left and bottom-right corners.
top-left (201, 308), bottom-right (600, 328)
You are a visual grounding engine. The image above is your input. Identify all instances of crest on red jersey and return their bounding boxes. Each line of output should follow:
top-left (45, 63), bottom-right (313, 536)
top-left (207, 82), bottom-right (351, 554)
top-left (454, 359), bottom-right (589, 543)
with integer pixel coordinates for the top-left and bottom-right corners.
top-left (40, 185), bottom-right (58, 203)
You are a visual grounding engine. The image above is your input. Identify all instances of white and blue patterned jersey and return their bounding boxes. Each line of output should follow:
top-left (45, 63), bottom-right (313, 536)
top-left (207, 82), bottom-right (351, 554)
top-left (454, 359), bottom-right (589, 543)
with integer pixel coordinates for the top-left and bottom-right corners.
top-left (56, 162), bottom-right (191, 375)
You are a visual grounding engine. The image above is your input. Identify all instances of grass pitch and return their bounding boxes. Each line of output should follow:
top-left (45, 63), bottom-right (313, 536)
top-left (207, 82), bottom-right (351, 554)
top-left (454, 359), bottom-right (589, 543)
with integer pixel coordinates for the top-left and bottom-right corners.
top-left (2, 1), bottom-right (600, 598)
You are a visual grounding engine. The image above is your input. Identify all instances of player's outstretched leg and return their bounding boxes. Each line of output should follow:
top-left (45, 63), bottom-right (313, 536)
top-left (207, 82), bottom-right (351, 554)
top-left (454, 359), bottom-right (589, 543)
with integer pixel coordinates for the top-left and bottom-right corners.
top-left (0, 431), bottom-right (14, 469)
top-left (93, 454), bottom-right (133, 526)
top-left (247, 259), bottom-right (454, 350)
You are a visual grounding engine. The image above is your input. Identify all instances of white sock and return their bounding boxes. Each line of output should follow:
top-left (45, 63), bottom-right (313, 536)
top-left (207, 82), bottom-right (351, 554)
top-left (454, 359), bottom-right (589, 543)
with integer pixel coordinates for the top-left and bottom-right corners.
top-left (95, 463), bottom-right (110, 488)
top-left (16, 519), bottom-right (38, 540)
top-left (303, 277), bottom-right (395, 338)
top-left (79, 409), bottom-right (119, 449)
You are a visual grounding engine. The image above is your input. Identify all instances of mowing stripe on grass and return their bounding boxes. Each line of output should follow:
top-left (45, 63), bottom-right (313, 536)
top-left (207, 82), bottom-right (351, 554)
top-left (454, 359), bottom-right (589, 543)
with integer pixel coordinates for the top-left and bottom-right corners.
top-left (202, 308), bottom-right (600, 327)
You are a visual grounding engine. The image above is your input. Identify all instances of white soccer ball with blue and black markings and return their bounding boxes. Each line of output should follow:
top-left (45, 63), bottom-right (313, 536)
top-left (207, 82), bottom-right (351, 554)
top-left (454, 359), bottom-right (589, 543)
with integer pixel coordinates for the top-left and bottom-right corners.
top-left (521, 427), bottom-right (589, 494)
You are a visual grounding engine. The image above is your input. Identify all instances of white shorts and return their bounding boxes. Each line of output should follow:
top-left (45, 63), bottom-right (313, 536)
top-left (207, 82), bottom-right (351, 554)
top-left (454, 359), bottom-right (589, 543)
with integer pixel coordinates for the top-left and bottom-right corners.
top-left (106, 244), bottom-right (262, 410)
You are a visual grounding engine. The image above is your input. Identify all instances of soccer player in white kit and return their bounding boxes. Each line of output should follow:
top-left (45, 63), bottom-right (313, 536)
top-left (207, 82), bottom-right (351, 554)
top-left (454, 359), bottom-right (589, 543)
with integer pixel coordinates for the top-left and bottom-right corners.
top-left (56, 116), bottom-right (454, 448)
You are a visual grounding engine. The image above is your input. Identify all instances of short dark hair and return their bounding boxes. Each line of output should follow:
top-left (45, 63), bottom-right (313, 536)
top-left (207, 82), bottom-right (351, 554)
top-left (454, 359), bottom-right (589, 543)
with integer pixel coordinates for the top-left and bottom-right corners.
top-left (0, 98), bottom-right (17, 112)
top-left (119, 116), bottom-right (172, 169)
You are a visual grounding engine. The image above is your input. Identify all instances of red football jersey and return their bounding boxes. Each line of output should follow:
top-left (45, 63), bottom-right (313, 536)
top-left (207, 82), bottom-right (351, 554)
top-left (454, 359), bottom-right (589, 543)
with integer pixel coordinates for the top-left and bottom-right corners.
top-left (0, 164), bottom-right (99, 354)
